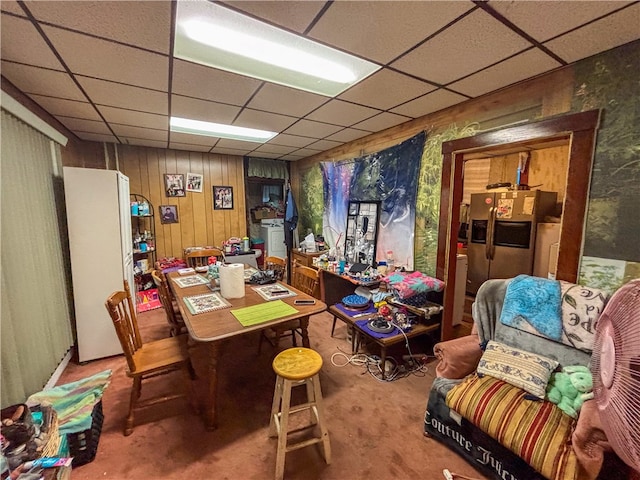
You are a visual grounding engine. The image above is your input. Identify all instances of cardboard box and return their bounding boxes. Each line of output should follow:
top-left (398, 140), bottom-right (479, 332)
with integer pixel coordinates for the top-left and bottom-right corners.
top-left (251, 208), bottom-right (277, 222)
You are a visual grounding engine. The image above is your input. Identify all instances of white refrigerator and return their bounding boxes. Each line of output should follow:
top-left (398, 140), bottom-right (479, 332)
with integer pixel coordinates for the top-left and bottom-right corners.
top-left (260, 218), bottom-right (286, 258)
top-left (64, 167), bottom-right (134, 362)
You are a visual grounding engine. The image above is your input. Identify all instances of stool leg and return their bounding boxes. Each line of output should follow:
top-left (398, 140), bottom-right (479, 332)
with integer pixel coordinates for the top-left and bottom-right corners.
top-left (275, 379), bottom-right (293, 480)
top-left (331, 316), bottom-right (337, 337)
top-left (311, 375), bottom-right (331, 464)
top-left (269, 376), bottom-right (284, 438)
top-left (305, 378), bottom-right (318, 426)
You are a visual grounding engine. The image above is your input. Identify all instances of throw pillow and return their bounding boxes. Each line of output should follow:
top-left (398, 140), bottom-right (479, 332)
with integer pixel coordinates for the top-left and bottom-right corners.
top-left (477, 340), bottom-right (559, 399)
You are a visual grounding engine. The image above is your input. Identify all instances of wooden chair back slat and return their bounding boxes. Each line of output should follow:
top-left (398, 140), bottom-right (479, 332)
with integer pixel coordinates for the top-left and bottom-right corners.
top-left (185, 248), bottom-right (225, 268)
top-left (291, 261), bottom-right (319, 297)
top-left (105, 280), bottom-right (142, 373)
top-left (264, 256), bottom-right (286, 281)
top-left (151, 270), bottom-right (185, 336)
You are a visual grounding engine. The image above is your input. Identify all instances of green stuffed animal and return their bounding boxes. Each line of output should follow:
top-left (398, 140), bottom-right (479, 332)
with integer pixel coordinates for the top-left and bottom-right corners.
top-left (546, 365), bottom-right (594, 418)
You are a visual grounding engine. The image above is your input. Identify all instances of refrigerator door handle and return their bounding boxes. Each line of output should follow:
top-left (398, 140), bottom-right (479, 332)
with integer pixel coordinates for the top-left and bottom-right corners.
top-left (486, 206), bottom-right (496, 260)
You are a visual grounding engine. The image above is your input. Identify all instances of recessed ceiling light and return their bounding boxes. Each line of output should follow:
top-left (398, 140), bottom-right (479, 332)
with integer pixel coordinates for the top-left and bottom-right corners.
top-left (174, 1), bottom-right (380, 97)
top-left (170, 117), bottom-right (277, 143)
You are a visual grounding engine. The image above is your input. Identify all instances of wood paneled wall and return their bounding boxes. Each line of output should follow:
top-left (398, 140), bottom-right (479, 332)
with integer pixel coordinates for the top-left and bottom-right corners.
top-left (118, 146), bottom-right (246, 260)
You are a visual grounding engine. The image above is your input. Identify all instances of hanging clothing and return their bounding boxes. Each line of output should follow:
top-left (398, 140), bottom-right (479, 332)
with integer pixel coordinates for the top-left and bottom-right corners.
top-left (284, 187), bottom-right (298, 251)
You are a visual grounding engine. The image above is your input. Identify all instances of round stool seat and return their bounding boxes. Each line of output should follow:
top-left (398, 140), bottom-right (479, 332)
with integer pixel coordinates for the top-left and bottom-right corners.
top-left (272, 347), bottom-right (323, 380)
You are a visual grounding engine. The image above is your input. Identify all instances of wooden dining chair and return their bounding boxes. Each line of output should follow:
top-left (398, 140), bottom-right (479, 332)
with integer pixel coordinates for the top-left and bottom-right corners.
top-left (105, 280), bottom-right (196, 436)
top-left (259, 261), bottom-right (319, 353)
top-left (263, 256), bottom-right (286, 281)
top-left (185, 248), bottom-right (225, 268)
top-left (151, 269), bottom-right (186, 337)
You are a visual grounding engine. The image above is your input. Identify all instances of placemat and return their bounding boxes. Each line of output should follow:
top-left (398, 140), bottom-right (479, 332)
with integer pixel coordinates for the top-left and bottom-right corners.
top-left (231, 300), bottom-right (298, 327)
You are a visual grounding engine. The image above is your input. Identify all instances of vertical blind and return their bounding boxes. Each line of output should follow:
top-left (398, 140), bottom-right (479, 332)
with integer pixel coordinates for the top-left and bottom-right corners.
top-left (1, 110), bottom-right (73, 407)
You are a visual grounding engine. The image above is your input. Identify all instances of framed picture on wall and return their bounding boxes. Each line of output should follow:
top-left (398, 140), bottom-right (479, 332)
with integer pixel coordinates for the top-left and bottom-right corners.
top-left (160, 205), bottom-right (178, 224)
top-left (164, 174), bottom-right (185, 197)
top-left (213, 186), bottom-right (234, 210)
top-left (186, 172), bottom-right (203, 193)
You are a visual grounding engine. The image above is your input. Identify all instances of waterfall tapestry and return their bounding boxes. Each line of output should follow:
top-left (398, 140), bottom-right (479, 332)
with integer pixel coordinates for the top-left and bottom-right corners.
top-left (321, 132), bottom-right (425, 269)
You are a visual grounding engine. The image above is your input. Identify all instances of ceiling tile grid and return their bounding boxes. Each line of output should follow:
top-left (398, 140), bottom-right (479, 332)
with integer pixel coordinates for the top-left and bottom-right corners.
top-left (1, 1), bottom-right (638, 160)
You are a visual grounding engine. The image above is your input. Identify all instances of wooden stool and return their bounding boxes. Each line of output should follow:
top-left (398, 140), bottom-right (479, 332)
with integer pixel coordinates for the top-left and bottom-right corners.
top-left (269, 347), bottom-right (331, 480)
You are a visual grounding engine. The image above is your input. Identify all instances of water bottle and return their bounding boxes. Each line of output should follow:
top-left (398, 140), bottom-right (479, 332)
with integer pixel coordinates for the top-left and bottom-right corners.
top-left (338, 256), bottom-right (346, 274)
top-left (242, 236), bottom-right (250, 252)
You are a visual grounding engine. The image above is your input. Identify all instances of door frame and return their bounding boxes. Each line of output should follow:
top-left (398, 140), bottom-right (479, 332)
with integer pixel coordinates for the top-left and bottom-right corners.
top-left (437, 109), bottom-right (600, 341)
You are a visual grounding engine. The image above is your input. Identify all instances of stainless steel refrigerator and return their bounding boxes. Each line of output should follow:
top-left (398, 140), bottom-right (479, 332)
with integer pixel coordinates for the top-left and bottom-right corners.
top-left (466, 190), bottom-right (557, 295)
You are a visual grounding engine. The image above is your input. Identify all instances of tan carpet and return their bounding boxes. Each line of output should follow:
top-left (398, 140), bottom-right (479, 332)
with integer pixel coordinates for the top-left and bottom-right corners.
top-left (58, 308), bottom-right (486, 480)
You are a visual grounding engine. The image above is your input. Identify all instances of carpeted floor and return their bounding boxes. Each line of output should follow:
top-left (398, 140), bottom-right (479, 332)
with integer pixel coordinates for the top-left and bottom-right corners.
top-left (58, 308), bottom-right (486, 480)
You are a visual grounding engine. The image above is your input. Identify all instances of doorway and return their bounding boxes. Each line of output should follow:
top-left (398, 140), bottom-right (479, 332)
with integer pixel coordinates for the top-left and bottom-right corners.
top-left (437, 110), bottom-right (601, 341)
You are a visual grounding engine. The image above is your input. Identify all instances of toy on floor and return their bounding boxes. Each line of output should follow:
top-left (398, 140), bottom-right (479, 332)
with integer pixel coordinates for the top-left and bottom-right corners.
top-left (546, 365), bottom-right (594, 418)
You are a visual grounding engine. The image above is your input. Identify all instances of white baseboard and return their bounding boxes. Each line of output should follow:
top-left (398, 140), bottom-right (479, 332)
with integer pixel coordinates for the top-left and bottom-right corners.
top-left (44, 348), bottom-right (74, 390)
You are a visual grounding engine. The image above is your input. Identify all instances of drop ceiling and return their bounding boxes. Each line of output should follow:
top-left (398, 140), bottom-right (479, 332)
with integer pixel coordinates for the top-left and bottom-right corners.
top-left (1, 0), bottom-right (638, 161)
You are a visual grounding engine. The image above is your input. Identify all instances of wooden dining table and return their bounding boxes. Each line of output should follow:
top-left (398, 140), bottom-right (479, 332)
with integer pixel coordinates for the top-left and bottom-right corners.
top-left (167, 271), bottom-right (327, 430)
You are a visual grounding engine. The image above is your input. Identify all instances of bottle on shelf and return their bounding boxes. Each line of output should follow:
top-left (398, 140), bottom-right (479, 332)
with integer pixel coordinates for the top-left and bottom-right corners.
top-left (386, 250), bottom-right (395, 272)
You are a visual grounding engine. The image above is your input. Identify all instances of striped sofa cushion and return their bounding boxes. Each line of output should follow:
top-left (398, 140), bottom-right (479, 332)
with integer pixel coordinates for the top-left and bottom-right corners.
top-left (446, 374), bottom-right (581, 480)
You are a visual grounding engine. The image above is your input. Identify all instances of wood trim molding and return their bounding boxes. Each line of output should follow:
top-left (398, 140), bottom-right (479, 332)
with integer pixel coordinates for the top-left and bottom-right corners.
top-left (437, 109), bottom-right (601, 341)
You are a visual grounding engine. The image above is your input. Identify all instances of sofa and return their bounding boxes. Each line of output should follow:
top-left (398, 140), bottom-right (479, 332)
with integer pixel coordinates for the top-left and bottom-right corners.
top-left (424, 277), bottom-right (615, 480)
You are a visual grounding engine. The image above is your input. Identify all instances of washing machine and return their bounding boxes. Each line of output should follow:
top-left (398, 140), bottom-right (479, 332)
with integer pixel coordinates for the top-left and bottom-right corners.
top-left (260, 218), bottom-right (287, 259)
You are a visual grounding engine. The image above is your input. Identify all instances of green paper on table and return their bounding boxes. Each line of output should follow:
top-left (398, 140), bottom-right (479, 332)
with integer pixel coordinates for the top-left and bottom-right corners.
top-left (231, 300), bottom-right (298, 326)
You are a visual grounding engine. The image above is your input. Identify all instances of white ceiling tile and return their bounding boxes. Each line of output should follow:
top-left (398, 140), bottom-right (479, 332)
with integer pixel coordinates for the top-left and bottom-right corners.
top-left (449, 49), bottom-right (562, 98)
top-left (169, 132), bottom-right (218, 147)
top-left (544, 3), bottom-right (640, 63)
top-left (305, 100), bottom-right (379, 127)
top-left (77, 76), bottom-right (168, 115)
top-left (215, 138), bottom-right (263, 150)
top-left (43, 25), bottom-right (168, 91)
top-left (1, 61), bottom-right (85, 101)
top-left (390, 89), bottom-right (468, 118)
top-left (0, 14), bottom-right (63, 70)
top-left (221, 1), bottom-right (326, 34)
top-left (110, 124), bottom-right (167, 142)
top-left (293, 147), bottom-right (324, 157)
top-left (392, 9), bottom-right (532, 85)
top-left (169, 142), bottom-right (212, 153)
top-left (489, 1), bottom-right (633, 42)
top-left (282, 119), bottom-right (343, 138)
top-left (309, 1), bottom-right (474, 64)
top-left (121, 138), bottom-right (168, 149)
top-left (351, 112), bottom-right (411, 132)
top-left (252, 144), bottom-right (299, 155)
top-left (325, 128), bottom-right (371, 143)
top-left (172, 59), bottom-right (262, 106)
top-left (75, 131), bottom-right (118, 143)
top-left (267, 134), bottom-right (315, 148)
top-left (234, 109), bottom-right (297, 132)
top-left (55, 116), bottom-right (111, 135)
top-left (338, 69), bottom-right (436, 110)
top-left (26, 1), bottom-right (172, 54)
top-left (210, 146), bottom-right (252, 156)
top-left (27, 94), bottom-right (102, 120)
top-left (1, 2), bottom-right (26, 16)
top-left (170, 95), bottom-right (240, 124)
top-left (247, 83), bottom-right (328, 117)
top-left (97, 105), bottom-right (167, 130)
top-left (305, 139), bottom-right (343, 151)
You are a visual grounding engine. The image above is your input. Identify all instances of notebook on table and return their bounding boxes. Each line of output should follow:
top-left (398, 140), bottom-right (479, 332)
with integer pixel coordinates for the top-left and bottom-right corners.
top-left (183, 292), bottom-right (231, 315)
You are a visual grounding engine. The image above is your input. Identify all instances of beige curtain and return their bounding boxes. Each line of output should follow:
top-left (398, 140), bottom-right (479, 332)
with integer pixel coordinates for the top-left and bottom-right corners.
top-left (247, 157), bottom-right (288, 179)
top-left (1, 110), bottom-right (73, 407)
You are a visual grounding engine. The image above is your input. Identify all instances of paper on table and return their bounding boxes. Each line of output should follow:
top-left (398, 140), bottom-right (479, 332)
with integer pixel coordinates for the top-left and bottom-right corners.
top-left (231, 300), bottom-right (298, 327)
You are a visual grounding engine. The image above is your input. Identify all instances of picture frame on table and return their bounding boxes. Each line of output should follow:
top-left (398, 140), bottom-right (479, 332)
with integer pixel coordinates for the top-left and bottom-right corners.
top-left (213, 186), bottom-right (234, 210)
top-left (164, 174), bottom-right (185, 197)
top-left (186, 172), bottom-right (203, 193)
top-left (160, 205), bottom-right (179, 224)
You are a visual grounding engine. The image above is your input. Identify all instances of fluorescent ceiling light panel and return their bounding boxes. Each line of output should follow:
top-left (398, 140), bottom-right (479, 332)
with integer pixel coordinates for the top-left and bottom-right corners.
top-left (170, 116), bottom-right (277, 143)
top-left (174, 1), bottom-right (380, 97)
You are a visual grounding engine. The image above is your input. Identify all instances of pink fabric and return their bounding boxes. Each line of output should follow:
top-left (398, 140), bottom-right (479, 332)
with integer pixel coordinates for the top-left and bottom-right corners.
top-left (572, 399), bottom-right (611, 480)
top-left (383, 271), bottom-right (445, 299)
top-left (433, 334), bottom-right (482, 379)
